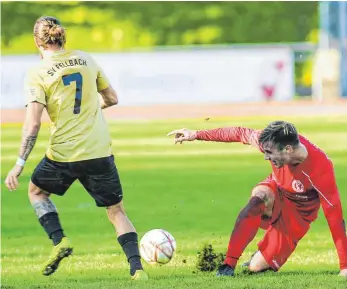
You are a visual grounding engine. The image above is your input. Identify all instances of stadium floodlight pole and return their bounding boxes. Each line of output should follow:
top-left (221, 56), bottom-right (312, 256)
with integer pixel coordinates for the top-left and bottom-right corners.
top-left (338, 1), bottom-right (347, 98)
top-left (313, 1), bottom-right (330, 102)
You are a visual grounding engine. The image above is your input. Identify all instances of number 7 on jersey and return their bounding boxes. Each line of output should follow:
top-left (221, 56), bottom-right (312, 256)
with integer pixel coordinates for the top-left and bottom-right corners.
top-left (62, 72), bottom-right (83, 114)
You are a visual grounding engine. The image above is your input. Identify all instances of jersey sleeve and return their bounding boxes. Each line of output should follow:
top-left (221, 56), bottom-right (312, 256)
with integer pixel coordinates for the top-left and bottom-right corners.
top-left (24, 69), bottom-right (46, 106)
top-left (96, 64), bottom-right (110, 91)
top-left (196, 127), bottom-right (262, 149)
top-left (313, 162), bottom-right (347, 269)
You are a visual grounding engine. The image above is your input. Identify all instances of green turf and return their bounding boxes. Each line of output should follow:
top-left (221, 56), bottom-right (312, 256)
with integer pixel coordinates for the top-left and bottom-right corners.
top-left (2, 116), bottom-right (347, 289)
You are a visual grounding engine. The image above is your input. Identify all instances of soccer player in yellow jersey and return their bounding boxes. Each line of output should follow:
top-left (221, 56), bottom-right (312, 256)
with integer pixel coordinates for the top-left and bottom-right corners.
top-left (4, 16), bottom-right (148, 281)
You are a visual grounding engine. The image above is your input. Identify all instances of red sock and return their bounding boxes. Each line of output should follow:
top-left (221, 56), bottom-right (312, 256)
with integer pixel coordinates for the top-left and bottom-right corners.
top-left (225, 196), bottom-right (264, 268)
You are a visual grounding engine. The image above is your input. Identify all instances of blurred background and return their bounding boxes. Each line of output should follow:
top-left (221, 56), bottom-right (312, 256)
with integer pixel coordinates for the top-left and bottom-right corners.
top-left (1, 1), bottom-right (347, 109)
top-left (2, 4), bottom-right (347, 287)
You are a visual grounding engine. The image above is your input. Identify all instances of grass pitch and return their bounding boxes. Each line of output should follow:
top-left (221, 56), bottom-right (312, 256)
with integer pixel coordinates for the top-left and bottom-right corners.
top-left (2, 116), bottom-right (347, 289)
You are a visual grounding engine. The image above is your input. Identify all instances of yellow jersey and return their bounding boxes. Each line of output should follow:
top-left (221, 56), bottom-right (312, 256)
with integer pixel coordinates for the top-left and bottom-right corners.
top-left (25, 50), bottom-right (112, 162)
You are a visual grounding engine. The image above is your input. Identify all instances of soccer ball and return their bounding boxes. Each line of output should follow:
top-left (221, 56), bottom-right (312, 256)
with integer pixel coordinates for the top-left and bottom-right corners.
top-left (139, 229), bottom-right (176, 265)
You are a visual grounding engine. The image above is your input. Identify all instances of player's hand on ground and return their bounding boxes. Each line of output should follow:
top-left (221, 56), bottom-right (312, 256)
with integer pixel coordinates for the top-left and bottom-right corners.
top-left (5, 165), bottom-right (24, 191)
top-left (339, 268), bottom-right (347, 277)
top-left (167, 128), bottom-right (197, 144)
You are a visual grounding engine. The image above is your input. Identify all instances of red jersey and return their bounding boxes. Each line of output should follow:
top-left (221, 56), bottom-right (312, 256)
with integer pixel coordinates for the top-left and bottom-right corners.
top-left (196, 127), bottom-right (347, 269)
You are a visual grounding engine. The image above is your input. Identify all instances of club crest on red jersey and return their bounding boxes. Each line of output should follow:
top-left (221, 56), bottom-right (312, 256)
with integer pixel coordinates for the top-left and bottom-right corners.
top-left (292, 180), bottom-right (305, 193)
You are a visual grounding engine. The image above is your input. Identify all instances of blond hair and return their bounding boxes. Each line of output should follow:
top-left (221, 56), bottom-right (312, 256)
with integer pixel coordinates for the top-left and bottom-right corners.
top-left (34, 16), bottom-right (66, 48)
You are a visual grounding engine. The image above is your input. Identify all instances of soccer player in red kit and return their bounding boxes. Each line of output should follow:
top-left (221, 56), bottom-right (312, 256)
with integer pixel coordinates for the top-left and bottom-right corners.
top-left (167, 121), bottom-right (347, 277)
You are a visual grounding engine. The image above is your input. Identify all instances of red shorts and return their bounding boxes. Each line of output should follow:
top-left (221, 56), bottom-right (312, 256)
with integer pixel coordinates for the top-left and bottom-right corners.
top-left (256, 177), bottom-right (320, 271)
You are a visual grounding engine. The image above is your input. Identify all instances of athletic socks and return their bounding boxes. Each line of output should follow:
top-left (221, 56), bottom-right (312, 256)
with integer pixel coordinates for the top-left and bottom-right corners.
top-left (117, 232), bottom-right (143, 276)
top-left (39, 212), bottom-right (143, 276)
top-left (39, 212), bottom-right (65, 245)
top-left (225, 196), bottom-right (264, 268)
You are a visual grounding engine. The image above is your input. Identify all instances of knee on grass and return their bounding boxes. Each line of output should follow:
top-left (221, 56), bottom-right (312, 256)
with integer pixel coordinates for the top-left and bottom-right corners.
top-left (248, 251), bottom-right (272, 273)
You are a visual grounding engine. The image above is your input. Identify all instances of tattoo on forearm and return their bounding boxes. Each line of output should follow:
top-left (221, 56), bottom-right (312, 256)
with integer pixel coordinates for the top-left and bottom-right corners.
top-left (19, 134), bottom-right (38, 160)
top-left (32, 199), bottom-right (57, 218)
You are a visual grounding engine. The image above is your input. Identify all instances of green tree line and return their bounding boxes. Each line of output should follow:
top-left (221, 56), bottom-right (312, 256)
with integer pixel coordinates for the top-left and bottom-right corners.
top-left (1, 1), bottom-right (318, 54)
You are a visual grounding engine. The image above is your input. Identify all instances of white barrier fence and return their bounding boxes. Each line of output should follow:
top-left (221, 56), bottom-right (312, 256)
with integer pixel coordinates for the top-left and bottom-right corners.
top-left (1, 48), bottom-right (294, 108)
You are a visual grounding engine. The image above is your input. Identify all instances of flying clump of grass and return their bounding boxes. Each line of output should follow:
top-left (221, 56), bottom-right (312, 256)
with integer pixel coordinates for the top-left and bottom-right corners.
top-left (196, 243), bottom-right (225, 272)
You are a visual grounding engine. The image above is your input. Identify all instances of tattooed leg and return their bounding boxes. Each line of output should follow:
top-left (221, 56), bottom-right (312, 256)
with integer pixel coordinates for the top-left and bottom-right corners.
top-left (32, 198), bottom-right (57, 218)
top-left (29, 181), bottom-right (65, 245)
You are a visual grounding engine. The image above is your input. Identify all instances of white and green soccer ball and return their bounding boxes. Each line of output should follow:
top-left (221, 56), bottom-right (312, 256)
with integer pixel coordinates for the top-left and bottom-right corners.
top-left (139, 229), bottom-right (176, 265)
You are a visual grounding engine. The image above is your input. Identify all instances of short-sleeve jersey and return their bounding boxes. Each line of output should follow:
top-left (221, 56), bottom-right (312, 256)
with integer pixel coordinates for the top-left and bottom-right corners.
top-left (25, 50), bottom-right (112, 162)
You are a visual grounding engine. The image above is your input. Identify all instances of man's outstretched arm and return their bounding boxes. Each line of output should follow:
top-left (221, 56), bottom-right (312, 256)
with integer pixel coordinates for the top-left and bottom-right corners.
top-left (197, 127), bottom-right (261, 147)
top-left (167, 127), bottom-right (261, 149)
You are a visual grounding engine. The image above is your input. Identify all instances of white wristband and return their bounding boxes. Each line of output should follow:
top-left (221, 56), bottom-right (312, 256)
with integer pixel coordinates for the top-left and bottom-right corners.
top-left (16, 157), bottom-right (26, 167)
